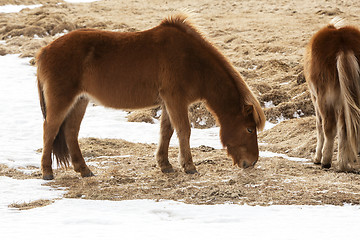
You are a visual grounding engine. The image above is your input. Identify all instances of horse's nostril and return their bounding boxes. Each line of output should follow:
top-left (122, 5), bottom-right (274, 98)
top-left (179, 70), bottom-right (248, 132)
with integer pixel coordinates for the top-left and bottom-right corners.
top-left (242, 161), bottom-right (249, 168)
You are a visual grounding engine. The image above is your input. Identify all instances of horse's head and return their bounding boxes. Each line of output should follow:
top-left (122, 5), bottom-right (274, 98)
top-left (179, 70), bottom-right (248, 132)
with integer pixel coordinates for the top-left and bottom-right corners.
top-left (220, 105), bottom-right (260, 169)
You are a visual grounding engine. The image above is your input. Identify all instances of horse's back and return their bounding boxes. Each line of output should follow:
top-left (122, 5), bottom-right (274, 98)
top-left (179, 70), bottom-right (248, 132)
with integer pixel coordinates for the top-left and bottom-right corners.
top-left (307, 25), bottom-right (360, 70)
top-left (305, 24), bottom-right (360, 92)
top-left (36, 24), bottom-right (208, 109)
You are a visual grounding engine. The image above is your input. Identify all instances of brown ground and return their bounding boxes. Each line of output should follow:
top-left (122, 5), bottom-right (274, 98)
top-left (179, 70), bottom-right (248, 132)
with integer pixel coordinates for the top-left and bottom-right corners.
top-left (2, 0), bottom-right (360, 209)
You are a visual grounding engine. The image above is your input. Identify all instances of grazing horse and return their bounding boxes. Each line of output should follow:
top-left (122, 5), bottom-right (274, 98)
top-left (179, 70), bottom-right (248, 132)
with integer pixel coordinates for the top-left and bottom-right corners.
top-left (36, 14), bottom-right (265, 180)
top-left (304, 18), bottom-right (360, 171)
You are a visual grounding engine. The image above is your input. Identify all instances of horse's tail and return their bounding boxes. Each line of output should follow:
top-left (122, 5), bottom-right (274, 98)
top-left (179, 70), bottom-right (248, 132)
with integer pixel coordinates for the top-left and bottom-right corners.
top-left (37, 78), bottom-right (46, 120)
top-left (337, 50), bottom-right (360, 167)
top-left (37, 52), bottom-right (70, 168)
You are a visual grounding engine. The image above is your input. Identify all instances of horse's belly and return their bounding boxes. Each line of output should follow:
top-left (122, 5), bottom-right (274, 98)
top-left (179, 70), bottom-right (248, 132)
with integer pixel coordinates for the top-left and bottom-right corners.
top-left (83, 63), bottom-right (161, 109)
top-left (86, 84), bottom-right (160, 110)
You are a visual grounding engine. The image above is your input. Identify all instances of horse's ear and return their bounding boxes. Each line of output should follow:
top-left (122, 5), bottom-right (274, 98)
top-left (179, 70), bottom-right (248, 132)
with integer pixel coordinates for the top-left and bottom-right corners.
top-left (244, 105), bottom-right (254, 116)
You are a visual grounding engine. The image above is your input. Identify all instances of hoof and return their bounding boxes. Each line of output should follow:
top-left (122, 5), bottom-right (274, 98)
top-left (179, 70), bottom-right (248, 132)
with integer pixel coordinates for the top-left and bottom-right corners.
top-left (82, 171), bottom-right (95, 178)
top-left (161, 167), bottom-right (175, 173)
top-left (185, 169), bottom-right (198, 174)
top-left (43, 174), bottom-right (54, 180)
top-left (313, 157), bottom-right (321, 165)
top-left (321, 163), bottom-right (331, 169)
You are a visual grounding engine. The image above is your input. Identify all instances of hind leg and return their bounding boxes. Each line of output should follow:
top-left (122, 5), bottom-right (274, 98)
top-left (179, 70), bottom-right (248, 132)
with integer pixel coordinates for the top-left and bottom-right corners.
top-left (321, 107), bottom-right (337, 168)
top-left (156, 104), bottom-right (175, 173)
top-left (337, 111), bottom-right (356, 171)
top-left (337, 113), bottom-right (349, 171)
top-left (41, 97), bottom-right (75, 180)
top-left (309, 91), bottom-right (324, 165)
top-left (63, 97), bottom-right (94, 177)
top-left (42, 117), bottom-right (65, 180)
top-left (314, 106), bottom-right (324, 164)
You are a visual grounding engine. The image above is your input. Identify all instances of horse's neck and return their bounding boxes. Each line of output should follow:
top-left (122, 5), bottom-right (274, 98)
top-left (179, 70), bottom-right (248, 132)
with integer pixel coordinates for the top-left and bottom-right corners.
top-left (204, 76), bottom-right (242, 122)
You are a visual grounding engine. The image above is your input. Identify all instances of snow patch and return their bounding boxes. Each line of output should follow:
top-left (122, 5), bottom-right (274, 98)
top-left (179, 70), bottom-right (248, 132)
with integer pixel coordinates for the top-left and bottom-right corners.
top-left (264, 100), bottom-right (275, 108)
top-left (0, 4), bottom-right (42, 13)
top-left (64, 0), bottom-right (99, 3)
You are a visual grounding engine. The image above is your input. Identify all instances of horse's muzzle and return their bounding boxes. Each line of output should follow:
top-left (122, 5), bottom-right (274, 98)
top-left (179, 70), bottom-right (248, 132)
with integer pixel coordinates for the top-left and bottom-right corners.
top-left (241, 158), bottom-right (257, 169)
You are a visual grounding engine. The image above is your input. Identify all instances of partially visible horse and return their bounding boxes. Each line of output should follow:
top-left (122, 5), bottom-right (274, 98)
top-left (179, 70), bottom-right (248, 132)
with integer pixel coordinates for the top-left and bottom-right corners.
top-left (36, 14), bottom-right (265, 180)
top-left (304, 18), bottom-right (360, 171)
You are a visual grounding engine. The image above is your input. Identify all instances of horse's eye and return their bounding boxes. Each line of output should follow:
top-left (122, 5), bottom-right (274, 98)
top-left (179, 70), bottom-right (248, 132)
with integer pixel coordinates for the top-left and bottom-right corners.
top-left (247, 128), bottom-right (254, 134)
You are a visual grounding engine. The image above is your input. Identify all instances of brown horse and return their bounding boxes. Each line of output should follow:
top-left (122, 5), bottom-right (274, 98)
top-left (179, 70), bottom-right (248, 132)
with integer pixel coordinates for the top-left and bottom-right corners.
top-left (304, 18), bottom-right (360, 171)
top-left (36, 14), bottom-right (265, 180)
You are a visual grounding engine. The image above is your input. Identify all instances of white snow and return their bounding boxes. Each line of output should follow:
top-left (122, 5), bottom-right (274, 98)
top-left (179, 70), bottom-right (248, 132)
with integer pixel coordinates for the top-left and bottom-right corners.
top-left (0, 1), bottom-right (97, 14)
top-left (264, 100), bottom-right (275, 108)
top-left (2, 197), bottom-right (360, 239)
top-left (63, 0), bottom-right (99, 3)
top-left (0, 55), bottom-right (43, 169)
top-left (263, 120), bottom-right (277, 130)
top-left (81, 105), bottom-right (223, 149)
top-left (0, 176), bottom-right (65, 208)
top-left (0, 4), bottom-right (42, 13)
top-left (260, 151), bottom-right (309, 162)
top-left (293, 109), bottom-right (305, 118)
top-left (0, 52), bottom-right (358, 239)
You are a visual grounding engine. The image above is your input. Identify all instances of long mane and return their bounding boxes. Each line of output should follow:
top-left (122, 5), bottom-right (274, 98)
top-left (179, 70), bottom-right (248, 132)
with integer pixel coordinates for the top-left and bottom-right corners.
top-left (161, 14), bottom-right (266, 131)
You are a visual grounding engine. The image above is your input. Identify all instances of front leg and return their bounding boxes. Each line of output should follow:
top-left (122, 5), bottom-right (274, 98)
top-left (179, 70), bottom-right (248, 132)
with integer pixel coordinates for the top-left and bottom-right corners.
top-left (156, 104), bottom-right (175, 173)
top-left (163, 100), bottom-right (197, 174)
top-left (177, 127), bottom-right (197, 174)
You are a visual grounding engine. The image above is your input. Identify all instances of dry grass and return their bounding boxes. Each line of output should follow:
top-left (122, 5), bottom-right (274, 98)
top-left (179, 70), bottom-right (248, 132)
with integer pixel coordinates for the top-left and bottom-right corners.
top-left (41, 138), bottom-right (360, 206)
top-left (9, 199), bottom-right (55, 210)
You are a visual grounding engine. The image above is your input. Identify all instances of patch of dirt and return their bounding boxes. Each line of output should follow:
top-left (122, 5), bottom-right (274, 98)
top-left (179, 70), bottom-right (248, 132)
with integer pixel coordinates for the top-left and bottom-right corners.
top-left (5, 136), bottom-right (360, 207)
top-left (39, 138), bottom-right (360, 206)
top-left (127, 109), bottom-right (156, 124)
top-left (188, 102), bottom-right (217, 129)
top-left (9, 199), bottom-right (55, 210)
top-left (2, 0), bottom-right (360, 208)
top-left (0, 164), bottom-right (41, 179)
top-left (259, 117), bottom-right (318, 159)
